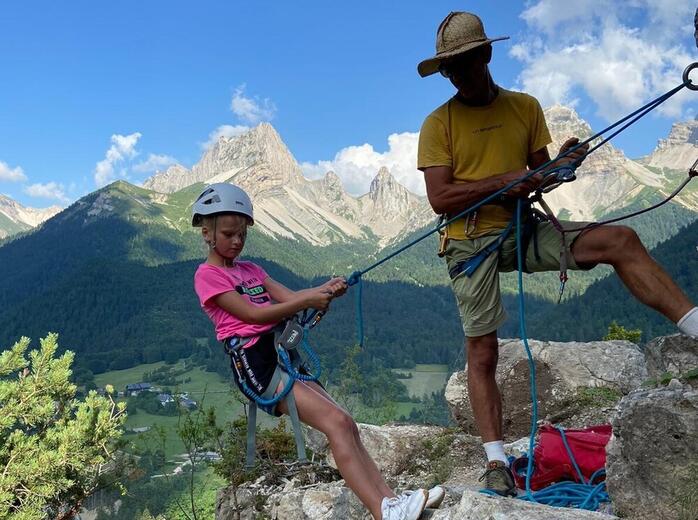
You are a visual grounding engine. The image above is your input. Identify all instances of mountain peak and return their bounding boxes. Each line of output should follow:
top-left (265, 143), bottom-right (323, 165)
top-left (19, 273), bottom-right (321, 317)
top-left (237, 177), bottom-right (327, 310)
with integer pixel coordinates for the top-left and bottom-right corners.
top-left (369, 167), bottom-right (396, 196)
top-left (646, 117), bottom-right (698, 171)
top-left (142, 164), bottom-right (193, 194)
top-left (544, 104), bottom-right (591, 137)
top-left (545, 104), bottom-right (581, 122)
top-left (191, 122), bottom-right (303, 195)
top-left (0, 194), bottom-right (62, 238)
top-left (322, 170), bottom-right (342, 188)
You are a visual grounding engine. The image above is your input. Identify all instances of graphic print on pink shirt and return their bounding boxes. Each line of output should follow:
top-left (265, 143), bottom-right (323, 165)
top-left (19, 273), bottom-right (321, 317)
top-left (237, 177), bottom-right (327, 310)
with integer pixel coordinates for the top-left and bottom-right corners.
top-left (194, 261), bottom-right (278, 344)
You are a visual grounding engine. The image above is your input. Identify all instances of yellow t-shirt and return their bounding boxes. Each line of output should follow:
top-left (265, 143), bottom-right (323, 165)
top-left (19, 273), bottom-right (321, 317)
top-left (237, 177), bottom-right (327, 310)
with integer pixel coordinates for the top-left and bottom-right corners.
top-left (417, 89), bottom-right (551, 239)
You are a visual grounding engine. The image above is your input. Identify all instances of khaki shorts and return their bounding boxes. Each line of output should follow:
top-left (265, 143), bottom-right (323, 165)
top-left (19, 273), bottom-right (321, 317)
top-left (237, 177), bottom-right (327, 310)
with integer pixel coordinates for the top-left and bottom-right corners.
top-left (444, 220), bottom-right (594, 337)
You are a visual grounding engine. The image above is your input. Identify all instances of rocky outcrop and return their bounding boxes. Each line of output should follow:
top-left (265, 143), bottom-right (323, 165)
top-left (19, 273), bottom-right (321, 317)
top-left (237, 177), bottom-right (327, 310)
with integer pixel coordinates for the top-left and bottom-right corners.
top-left (644, 333), bottom-right (698, 380)
top-left (216, 425), bottom-right (477, 520)
top-left (645, 118), bottom-right (698, 172)
top-left (429, 490), bottom-right (615, 519)
top-left (444, 338), bottom-right (647, 439)
top-left (606, 380), bottom-right (698, 520)
top-left (216, 335), bottom-right (697, 520)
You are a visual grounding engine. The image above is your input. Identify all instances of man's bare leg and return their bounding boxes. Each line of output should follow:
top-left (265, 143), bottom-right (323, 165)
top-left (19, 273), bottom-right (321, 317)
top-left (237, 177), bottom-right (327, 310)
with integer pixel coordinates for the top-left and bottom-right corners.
top-left (466, 332), bottom-right (502, 442)
top-left (571, 225), bottom-right (693, 322)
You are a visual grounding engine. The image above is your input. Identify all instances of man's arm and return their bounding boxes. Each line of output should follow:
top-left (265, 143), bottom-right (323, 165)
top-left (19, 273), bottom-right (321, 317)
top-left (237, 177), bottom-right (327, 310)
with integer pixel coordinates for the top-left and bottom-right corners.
top-left (213, 286), bottom-right (333, 325)
top-left (422, 165), bottom-right (539, 215)
top-left (423, 137), bottom-right (587, 215)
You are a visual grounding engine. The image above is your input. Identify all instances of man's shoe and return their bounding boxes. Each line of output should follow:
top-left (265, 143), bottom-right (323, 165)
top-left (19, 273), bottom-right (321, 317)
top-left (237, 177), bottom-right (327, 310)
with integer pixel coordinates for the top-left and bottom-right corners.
top-left (381, 489), bottom-right (427, 520)
top-left (478, 460), bottom-right (517, 497)
top-left (401, 486), bottom-right (446, 509)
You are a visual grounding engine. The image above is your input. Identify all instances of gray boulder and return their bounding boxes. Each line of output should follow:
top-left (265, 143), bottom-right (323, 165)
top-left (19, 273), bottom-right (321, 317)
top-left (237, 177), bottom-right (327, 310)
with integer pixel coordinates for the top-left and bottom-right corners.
top-left (269, 481), bottom-right (369, 520)
top-left (644, 333), bottom-right (698, 380)
top-left (606, 380), bottom-right (698, 520)
top-left (445, 339), bottom-right (647, 439)
top-left (325, 424), bottom-right (457, 479)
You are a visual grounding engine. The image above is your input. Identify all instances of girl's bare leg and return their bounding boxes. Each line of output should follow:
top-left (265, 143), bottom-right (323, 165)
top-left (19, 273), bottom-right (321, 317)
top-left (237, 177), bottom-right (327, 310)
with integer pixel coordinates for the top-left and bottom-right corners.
top-left (276, 381), bottom-right (393, 519)
top-left (303, 381), bottom-right (394, 499)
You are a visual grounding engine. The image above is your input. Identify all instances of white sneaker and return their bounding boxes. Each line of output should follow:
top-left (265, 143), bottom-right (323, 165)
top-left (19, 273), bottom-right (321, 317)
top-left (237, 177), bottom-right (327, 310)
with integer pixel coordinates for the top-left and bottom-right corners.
top-left (401, 486), bottom-right (446, 509)
top-left (381, 489), bottom-right (427, 520)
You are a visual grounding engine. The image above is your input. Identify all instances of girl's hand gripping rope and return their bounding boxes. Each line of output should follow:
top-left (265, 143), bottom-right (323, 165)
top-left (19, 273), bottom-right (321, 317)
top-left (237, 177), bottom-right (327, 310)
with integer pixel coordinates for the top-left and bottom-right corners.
top-left (305, 277), bottom-right (348, 327)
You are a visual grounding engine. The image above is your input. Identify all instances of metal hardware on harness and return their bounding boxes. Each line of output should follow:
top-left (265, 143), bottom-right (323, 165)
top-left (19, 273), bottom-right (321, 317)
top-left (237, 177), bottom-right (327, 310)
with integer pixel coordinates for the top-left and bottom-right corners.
top-left (437, 215), bottom-right (449, 257)
top-left (555, 167), bottom-right (577, 183)
top-left (683, 62), bottom-right (698, 91)
top-left (540, 165), bottom-right (578, 194)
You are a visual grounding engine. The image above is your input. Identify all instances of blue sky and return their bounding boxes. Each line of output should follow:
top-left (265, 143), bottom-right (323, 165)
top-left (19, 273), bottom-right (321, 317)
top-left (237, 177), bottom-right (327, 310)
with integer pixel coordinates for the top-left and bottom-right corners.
top-left (1, 1), bottom-right (696, 207)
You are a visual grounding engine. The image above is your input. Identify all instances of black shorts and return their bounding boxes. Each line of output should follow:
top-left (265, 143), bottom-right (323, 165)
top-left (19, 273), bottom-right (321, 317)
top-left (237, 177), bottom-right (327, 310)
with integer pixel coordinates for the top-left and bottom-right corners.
top-left (232, 332), bottom-right (279, 396)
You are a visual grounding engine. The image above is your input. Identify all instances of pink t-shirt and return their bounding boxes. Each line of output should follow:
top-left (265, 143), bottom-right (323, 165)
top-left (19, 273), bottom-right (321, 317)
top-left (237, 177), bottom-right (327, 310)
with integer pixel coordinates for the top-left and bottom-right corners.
top-left (194, 261), bottom-right (277, 345)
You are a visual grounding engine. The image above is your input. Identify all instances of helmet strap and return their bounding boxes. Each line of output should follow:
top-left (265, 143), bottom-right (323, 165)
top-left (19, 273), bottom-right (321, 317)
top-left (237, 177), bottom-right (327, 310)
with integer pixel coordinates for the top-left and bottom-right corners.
top-left (209, 215), bottom-right (235, 267)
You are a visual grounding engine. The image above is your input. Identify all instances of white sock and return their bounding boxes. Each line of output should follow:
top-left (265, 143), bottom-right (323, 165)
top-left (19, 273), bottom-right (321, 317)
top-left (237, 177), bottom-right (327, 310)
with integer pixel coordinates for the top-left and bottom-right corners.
top-left (483, 440), bottom-right (508, 466)
top-left (677, 307), bottom-right (698, 338)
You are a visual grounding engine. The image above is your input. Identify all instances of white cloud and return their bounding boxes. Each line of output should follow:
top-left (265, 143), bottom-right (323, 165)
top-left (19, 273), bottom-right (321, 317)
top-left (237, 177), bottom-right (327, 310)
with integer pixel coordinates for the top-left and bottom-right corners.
top-left (230, 85), bottom-right (276, 124)
top-left (301, 132), bottom-right (425, 196)
top-left (132, 153), bottom-right (178, 173)
top-left (94, 132), bottom-right (142, 186)
top-left (24, 182), bottom-right (69, 204)
top-left (513, 1), bottom-right (696, 121)
top-left (0, 161), bottom-right (27, 182)
top-left (201, 124), bottom-right (250, 150)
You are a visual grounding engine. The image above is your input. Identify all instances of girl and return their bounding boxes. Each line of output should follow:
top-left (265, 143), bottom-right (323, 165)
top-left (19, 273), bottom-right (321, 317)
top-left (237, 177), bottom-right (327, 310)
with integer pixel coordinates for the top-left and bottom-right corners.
top-left (192, 183), bottom-right (441, 520)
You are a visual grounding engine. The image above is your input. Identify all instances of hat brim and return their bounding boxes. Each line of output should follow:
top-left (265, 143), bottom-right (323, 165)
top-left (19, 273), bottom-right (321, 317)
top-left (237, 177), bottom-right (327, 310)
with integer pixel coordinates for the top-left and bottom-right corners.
top-left (417, 36), bottom-right (509, 77)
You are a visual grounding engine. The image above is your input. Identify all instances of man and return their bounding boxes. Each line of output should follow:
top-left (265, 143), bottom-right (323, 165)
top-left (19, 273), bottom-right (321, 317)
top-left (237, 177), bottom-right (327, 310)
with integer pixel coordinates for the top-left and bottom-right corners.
top-left (417, 11), bottom-right (698, 496)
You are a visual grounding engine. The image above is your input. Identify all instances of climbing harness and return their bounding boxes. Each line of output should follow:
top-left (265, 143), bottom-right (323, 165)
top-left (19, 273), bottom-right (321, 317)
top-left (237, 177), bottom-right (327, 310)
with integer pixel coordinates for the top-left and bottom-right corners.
top-left (342, 62), bottom-right (698, 510)
top-left (223, 309), bottom-right (323, 469)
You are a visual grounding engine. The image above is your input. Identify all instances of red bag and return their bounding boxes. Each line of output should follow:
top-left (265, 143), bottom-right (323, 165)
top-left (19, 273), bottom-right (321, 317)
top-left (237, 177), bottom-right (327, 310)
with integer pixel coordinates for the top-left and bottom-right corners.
top-left (512, 424), bottom-right (612, 491)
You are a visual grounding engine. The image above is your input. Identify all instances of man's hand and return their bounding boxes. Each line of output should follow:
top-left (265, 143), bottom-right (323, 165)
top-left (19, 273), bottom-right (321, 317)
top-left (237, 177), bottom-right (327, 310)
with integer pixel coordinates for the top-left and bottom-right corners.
top-left (503, 170), bottom-right (543, 198)
top-left (555, 137), bottom-right (589, 168)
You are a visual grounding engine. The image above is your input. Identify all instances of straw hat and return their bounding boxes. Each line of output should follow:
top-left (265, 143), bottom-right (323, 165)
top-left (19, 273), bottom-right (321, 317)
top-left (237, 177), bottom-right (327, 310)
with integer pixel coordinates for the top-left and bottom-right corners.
top-left (418, 12), bottom-right (509, 78)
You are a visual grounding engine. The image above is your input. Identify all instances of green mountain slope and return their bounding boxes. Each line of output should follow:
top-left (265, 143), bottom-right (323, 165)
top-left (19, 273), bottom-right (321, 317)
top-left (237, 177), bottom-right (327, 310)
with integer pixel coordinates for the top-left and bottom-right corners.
top-left (1, 178), bottom-right (696, 382)
top-left (0, 181), bottom-right (465, 377)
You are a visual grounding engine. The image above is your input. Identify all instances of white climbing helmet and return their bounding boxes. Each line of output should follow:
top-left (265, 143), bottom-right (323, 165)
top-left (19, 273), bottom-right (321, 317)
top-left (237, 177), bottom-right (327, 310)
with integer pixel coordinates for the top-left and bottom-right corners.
top-left (191, 183), bottom-right (254, 227)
